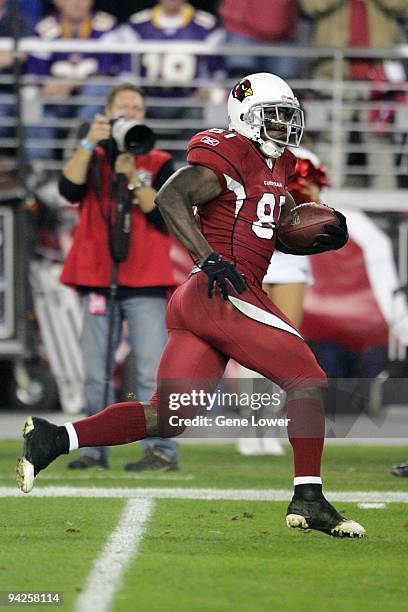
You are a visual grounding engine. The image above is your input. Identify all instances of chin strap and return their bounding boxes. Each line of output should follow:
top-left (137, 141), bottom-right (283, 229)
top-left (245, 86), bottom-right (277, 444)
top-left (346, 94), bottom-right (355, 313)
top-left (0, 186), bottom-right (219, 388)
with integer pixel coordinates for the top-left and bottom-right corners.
top-left (259, 140), bottom-right (284, 158)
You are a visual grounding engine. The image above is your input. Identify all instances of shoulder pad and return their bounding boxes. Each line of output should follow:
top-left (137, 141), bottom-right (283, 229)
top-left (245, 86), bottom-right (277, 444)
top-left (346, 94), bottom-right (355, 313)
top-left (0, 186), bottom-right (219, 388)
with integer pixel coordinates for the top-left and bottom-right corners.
top-left (192, 127), bottom-right (237, 140)
top-left (92, 12), bottom-right (117, 32)
top-left (194, 10), bottom-right (217, 30)
top-left (35, 16), bottom-right (61, 40)
top-left (130, 9), bottom-right (152, 25)
top-left (189, 128), bottom-right (241, 154)
top-left (188, 129), bottom-right (247, 179)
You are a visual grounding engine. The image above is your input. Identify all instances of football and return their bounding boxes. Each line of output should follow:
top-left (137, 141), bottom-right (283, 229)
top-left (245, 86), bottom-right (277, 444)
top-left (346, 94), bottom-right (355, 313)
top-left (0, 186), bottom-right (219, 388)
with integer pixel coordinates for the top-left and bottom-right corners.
top-left (277, 202), bottom-right (340, 251)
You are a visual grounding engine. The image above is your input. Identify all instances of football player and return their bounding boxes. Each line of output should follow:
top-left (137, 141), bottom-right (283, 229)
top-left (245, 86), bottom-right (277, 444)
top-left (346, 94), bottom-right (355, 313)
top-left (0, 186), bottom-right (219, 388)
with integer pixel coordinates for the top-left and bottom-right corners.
top-left (17, 73), bottom-right (365, 538)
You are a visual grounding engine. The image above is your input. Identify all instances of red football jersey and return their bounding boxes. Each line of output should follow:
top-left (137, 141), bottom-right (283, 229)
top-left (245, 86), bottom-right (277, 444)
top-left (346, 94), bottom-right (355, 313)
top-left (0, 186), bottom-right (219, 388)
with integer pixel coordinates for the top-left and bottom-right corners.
top-left (187, 128), bottom-right (296, 286)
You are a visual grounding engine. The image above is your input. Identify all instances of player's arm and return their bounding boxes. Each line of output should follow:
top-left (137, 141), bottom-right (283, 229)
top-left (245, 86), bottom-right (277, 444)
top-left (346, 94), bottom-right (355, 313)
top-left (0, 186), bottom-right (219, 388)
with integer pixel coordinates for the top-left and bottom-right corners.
top-left (155, 164), bottom-right (246, 298)
top-left (155, 165), bottom-right (218, 260)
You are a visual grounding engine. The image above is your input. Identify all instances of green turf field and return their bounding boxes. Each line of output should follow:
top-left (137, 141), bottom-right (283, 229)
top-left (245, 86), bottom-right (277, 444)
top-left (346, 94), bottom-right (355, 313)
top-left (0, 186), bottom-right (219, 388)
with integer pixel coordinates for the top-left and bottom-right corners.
top-left (0, 441), bottom-right (407, 611)
top-left (116, 499), bottom-right (408, 612)
top-left (2, 440), bottom-right (408, 491)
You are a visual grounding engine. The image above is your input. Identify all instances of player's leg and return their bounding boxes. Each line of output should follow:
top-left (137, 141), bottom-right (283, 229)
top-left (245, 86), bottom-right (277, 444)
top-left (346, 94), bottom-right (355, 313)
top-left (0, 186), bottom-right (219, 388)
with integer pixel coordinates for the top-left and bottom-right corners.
top-left (180, 274), bottom-right (365, 537)
top-left (235, 281), bottom-right (307, 456)
top-left (259, 260), bottom-right (310, 454)
top-left (16, 327), bottom-right (226, 493)
top-left (70, 327), bottom-right (226, 448)
top-left (230, 319), bottom-right (364, 536)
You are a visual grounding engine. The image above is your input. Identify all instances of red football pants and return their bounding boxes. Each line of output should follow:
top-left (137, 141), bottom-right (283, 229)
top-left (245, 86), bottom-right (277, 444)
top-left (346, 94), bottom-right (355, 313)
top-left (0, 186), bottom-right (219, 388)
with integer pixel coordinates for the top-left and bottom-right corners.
top-left (74, 273), bottom-right (327, 478)
top-left (155, 273), bottom-right (327, 477)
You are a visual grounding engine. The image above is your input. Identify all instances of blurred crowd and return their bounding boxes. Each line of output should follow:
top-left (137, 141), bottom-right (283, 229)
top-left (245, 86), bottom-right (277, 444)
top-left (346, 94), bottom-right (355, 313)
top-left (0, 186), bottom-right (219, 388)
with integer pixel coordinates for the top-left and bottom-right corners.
top-left (0, 0), bottom-right (406, 182)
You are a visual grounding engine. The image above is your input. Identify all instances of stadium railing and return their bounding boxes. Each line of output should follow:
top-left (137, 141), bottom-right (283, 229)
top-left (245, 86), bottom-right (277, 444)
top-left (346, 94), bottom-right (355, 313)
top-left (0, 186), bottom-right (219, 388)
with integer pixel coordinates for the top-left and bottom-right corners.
top-left (0, 37), bottom-right (406, 208)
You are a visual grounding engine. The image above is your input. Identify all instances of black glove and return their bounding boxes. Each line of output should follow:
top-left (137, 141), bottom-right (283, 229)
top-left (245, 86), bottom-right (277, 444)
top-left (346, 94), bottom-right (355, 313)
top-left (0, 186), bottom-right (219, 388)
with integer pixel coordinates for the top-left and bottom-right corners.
top-left (275, 237), bottom-right (306, 255)
top-left (200, 252), bottom-right (246, 300)
top-left (312, 210), bottom-right (348, 253)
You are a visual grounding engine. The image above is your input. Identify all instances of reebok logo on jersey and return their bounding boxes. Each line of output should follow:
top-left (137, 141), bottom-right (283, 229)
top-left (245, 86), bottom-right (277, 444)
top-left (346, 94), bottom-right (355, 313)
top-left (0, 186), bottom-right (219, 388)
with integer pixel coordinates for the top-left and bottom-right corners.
top-left (264, 180), bottom-right (283, 187)
top-left (201, 136), bottom-right (219, 147)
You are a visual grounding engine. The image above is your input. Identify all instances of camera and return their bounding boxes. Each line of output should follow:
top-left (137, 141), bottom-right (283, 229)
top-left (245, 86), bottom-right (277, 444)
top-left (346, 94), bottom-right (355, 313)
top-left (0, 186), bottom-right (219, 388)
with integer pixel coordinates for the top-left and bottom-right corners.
top-left (110, 116), bottom-right (156, 155)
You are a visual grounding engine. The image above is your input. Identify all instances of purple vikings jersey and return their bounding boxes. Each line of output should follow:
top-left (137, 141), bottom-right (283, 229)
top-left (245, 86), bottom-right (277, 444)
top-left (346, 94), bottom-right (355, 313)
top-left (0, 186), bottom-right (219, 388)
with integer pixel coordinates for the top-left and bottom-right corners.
top-left (27, 12), bottom-right (125, 79)
top-left (127, 4), bottom-right (223, 88)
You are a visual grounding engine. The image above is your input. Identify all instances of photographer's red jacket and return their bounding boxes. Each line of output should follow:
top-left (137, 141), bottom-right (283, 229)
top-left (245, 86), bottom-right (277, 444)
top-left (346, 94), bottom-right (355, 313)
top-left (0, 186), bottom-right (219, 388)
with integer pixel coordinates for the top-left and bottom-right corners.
top-left (60, 147), bottom-right (176, 289)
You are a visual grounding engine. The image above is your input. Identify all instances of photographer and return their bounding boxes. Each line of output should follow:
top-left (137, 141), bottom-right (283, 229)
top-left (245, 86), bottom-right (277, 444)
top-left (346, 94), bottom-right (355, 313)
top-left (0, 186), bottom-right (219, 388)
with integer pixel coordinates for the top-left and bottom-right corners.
top-left (59, 83), bottom-right (179, 472)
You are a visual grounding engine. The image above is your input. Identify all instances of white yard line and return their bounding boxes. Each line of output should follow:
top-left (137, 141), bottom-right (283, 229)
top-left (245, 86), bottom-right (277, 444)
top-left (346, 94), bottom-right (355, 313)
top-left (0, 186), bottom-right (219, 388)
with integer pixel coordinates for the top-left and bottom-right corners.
top-left (358, 503), bottom-right (387, 509)
top-left (75, 498), bottom-right (154, 612)
top-left (0, 473), bottom-right (195, 481)
top-left (1, 486), bottom-right (408, 503)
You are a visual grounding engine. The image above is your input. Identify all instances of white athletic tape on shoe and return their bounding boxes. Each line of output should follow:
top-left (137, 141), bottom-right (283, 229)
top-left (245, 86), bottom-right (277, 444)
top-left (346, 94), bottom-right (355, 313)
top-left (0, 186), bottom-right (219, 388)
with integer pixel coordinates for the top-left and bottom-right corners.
top-left (294, 476), bottom-right (323, 486)
top-left (64, 422), bottom-right (79, 451)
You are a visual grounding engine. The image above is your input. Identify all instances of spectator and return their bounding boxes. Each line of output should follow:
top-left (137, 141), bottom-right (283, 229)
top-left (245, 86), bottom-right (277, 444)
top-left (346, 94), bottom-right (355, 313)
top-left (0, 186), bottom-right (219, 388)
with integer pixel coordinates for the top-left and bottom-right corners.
top-left (219, 0), bottom-right (300, 79)
top-left (93, 0), bottom-right (220, 21)
top-left (124, 0), bottom-right (224, 156)
top-left (0, 0), bottom-right (33, 32)
top-left (126, 0), bottom-right (223, 90)
top-left (59, 82), bottom-right (179, 472)
top-left (25, 0), bottom-right (127, 163)
top-left (0, 1), bottom-right (33, 74)
top-left (301, 0), bottom-right (408, 188)
top-left (19, 0), bottom-right (44, 24)
top-left (0, 0), bottom-right (33, 152)
top-left (301, 0), bottom-right (407, 80)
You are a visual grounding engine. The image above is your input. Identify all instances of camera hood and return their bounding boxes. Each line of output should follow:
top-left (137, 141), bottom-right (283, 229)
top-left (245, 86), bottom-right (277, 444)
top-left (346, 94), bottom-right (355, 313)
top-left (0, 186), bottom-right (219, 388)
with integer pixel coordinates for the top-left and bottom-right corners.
top-left (111, 117), bottom-right (156, 155)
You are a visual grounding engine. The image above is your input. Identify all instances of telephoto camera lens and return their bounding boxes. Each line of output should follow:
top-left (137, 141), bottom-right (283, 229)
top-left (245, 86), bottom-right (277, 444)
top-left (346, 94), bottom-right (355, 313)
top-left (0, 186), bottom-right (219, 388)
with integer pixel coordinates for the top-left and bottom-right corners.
top-left (111, 117), bottom-right (155, 155)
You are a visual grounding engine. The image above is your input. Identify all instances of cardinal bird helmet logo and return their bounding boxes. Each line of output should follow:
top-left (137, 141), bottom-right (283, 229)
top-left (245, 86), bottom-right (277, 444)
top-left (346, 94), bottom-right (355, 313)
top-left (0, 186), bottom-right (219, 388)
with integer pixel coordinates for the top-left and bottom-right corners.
top-left (232, 78), bottom-right (253, 102)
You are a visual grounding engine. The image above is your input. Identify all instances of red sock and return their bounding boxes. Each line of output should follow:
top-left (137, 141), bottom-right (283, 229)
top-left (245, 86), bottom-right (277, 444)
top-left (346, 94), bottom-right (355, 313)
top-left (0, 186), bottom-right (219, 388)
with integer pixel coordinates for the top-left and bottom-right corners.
top-left (72, 402), bottom-right (147, 447)
top-left (286, 398), bottom-right (325, 478)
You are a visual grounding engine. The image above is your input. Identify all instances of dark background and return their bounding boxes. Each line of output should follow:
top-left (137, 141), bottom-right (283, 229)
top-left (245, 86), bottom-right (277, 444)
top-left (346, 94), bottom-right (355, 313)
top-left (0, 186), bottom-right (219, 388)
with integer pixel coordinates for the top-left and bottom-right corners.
top-left (41, 1), bottom-right (221, 22)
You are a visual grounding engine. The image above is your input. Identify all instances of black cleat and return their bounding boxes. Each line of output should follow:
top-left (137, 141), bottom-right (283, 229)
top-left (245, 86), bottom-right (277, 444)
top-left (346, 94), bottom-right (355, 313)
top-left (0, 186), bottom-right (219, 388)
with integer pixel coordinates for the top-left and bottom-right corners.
top-left (16, 416), bottom-right (69, 493)
top-left (286, 495), bottom-right (366, 538)
top-left (391, 462), bottom-right (408, 477)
